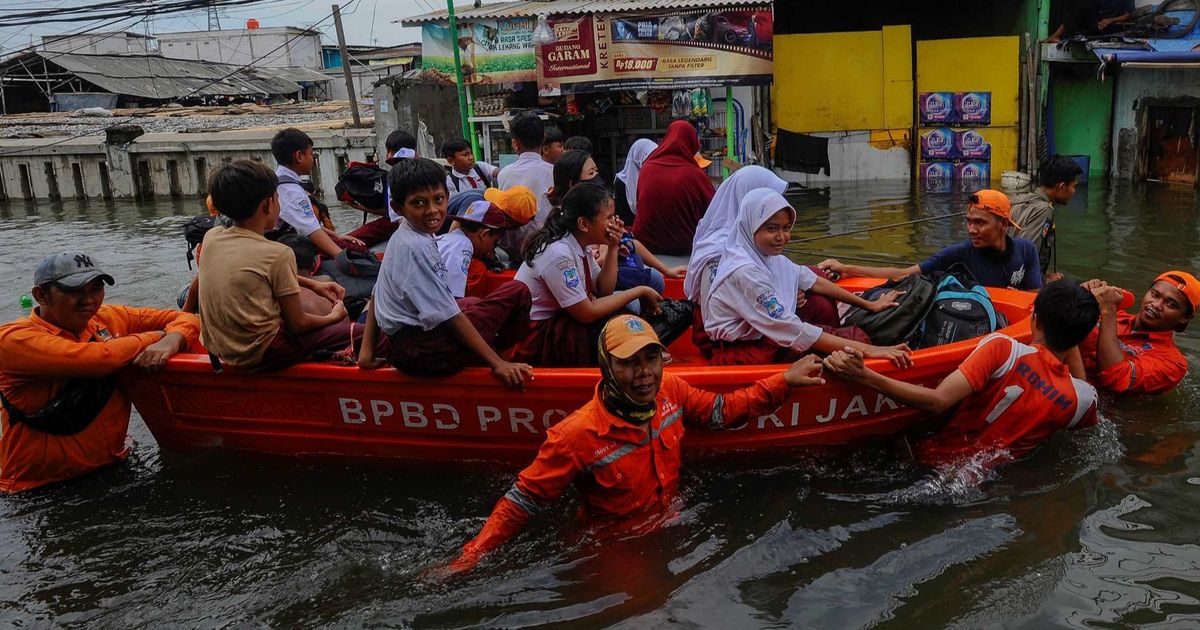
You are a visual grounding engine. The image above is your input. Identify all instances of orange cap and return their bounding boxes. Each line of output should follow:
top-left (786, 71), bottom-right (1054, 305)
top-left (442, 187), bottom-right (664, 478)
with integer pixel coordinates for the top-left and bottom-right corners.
top-left (694, 153), bottom-right (713, 169)
top-left (602, 315), bottom-right (664, 359)
top-left (969, 189), bottom-right (1020, 229)
top-left (1154, 270), bottom-right (1200, 314)
top-left (484, 186), bottom-right (537, 226)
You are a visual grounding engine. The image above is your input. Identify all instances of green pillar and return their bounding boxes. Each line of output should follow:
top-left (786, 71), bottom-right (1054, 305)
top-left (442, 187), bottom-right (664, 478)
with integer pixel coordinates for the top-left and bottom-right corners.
top-left (447, 1), bottom-right (471, 140)
top-left (724, 86), bottom-right (735, 179)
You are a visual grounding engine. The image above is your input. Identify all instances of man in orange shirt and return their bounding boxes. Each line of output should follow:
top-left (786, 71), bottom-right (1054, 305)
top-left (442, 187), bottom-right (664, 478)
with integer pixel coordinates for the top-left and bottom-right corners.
top-left (446, 315), bottom-right (826, 573)
top-left (824, 279), bottom-right (1100, 468)
top-left (1079, 272), bottom-right (1195, 395)
top-left (0, 252), bottom-right (199, 492)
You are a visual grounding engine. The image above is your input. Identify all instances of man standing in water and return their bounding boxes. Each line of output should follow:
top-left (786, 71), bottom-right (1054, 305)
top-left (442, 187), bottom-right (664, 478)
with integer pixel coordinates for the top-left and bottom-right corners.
top-left (1008, 155), bottom-right (1083, 278)
top-left (1080, 272), bottom-right (1196, 395)
top-left (824, 280), bottom-right (1099, 469)
top-left (0, 252), bottom-right (199, 492)
top-left (819, 190), bottom-right (1043, 291)
top-left (445, 315), bottom-right (826, 573)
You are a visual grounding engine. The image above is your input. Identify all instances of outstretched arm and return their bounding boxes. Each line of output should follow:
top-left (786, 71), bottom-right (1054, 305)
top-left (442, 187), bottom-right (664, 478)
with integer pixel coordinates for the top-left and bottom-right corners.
top-left (825, 347), bottom-right (971, 414)
top-left (818, 259), bottom-right (920, 281)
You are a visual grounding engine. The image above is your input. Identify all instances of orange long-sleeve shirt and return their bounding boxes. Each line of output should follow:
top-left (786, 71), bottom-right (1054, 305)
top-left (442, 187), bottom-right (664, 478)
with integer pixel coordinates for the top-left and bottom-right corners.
top-left (0, 305), bottom-right (200, 492)
top-left (1079, 310), bottom-right (1188, 396)
top-left (455, 372), bottom-right (790, 568)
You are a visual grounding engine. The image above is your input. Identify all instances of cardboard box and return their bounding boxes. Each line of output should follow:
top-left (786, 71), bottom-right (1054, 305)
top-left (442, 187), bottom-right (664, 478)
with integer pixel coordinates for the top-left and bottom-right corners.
top-left (955, 129), bottom-right (991, 160)
top-left (920, 161), bottom-right (955, 181)
top-left (955, 161), bottom-right (991, 182)
top-left (954, 91), bottom-right (991, 125)
top-left (920, 128), bottom-right (956, 160)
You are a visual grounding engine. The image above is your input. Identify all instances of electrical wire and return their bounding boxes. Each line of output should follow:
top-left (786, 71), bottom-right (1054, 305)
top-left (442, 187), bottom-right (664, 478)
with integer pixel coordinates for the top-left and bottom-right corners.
top-left (0, 0), bottom-right (359, 157)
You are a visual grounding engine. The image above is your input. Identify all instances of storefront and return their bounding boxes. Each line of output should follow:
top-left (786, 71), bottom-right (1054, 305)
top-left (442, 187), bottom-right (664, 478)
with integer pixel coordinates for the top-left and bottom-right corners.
top-left (402, 1), bottom-right (773, 180)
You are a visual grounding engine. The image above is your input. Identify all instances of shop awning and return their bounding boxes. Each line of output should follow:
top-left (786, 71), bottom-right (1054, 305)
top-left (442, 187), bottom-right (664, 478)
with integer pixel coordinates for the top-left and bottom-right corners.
top-left (401, 0), bottom-right (763, 25)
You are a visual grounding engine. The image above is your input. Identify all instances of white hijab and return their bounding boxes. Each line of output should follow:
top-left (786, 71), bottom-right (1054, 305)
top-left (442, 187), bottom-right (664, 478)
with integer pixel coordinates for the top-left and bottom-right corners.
top-left (615, 139), bottom-right (658, 216)
top-left (684, 165), bottom-right (788, 300)
top-left (706, 189), bottom-right (800, 314)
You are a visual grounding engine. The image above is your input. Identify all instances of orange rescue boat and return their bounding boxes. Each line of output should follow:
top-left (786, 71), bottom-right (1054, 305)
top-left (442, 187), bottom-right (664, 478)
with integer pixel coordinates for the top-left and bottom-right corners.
top-left (124, 277), bottom-right (1035, 463)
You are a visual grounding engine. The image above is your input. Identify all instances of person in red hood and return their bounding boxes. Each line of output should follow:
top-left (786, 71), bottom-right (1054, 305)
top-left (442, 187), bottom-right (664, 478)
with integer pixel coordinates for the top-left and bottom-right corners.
top-left (1080, 271), bottom-right (1196, 395)
top-left (631, 121), bottom-right (716, 255)
top-left (443, 314), bottom-right (826, 574)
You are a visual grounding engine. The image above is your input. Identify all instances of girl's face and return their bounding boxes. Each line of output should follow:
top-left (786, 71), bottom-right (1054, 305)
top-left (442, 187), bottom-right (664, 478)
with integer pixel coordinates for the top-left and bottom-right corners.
top-left (577, 197), bottom-right (616, 245)
top-left (579, 158), bottom-right (599, 183)
top-left (753, 208), bottom-right (793, 256)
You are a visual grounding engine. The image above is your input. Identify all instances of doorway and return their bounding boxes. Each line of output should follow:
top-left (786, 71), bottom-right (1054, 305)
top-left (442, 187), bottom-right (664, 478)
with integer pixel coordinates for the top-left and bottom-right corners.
top-left (1146, 105), bottom-right (1198, 185)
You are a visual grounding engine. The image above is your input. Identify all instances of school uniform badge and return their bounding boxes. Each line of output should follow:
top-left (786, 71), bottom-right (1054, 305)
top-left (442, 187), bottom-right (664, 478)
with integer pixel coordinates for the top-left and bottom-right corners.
top-left (757, 290), bottom-right (786, 319)
top-left (563, 267), bottom-right (581, 289)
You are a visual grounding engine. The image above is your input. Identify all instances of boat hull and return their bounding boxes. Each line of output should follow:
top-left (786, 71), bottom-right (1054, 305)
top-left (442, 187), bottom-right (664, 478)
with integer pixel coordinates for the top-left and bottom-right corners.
top-left (125, 279), bottom-right (1035, 464)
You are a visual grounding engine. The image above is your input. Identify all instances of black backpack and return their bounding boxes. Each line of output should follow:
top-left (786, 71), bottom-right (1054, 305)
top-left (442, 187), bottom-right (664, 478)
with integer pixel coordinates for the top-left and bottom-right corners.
top-left (841, 274), bottom-right (937, 346)
top-left (182, 214), bottom-right (232, 269)
top-left (336, 162), bottom-right (389, 214)
top-left (911, 273), bottom-right (1008, 349)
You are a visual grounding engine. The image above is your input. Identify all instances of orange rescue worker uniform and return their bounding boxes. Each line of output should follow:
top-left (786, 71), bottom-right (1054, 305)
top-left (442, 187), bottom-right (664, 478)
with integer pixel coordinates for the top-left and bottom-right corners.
top-left (1078, 310), bottom-right (1187, 396)
top-left (455, 315), bottom-right (795, 567)
top-left (0, 304), bottom-right (199, 492)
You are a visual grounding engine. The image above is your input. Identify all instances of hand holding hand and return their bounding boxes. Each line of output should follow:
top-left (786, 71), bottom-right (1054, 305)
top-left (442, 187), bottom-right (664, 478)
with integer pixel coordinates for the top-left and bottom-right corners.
top-left (1092, 285), bottom-right (1126, 311)
top-left (784, 354), bottom-right (825, 387)
top-left (866, 343), bottom-right (913, 369)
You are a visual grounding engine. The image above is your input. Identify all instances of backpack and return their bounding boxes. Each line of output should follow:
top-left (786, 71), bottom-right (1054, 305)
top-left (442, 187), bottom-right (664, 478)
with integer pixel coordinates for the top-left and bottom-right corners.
top-left (316, 249), bottom-right (381, 320)
top-left (841, 274), bottom-right (937, 346)
top-left (182, 213), bottom-right (232, 269)
top-left (912, 273), bottom-right (1008, 349)
top-left (336, 161), bottom-right (389, 213)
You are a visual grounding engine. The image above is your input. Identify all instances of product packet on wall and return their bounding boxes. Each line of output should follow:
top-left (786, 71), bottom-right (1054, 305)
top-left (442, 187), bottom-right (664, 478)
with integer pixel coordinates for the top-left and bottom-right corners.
top-left (955, 161), bottom-right (991, 182)
top-left (919, 92), bottom-right (955, 125)
top-left (954, 92), bottom-right (991, 125)
top-left (920, 161), bottom-right (955, 182)
top-left (920, 128), bottom-right (956, 160)
top-left (954, 129), bottom-right (992, 160)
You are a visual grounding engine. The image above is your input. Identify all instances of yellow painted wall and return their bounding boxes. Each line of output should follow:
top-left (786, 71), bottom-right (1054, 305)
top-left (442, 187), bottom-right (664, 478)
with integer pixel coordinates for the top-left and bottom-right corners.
top-left (917, 36), bottom-right (1020, 174)
top-left (774, 27), bottom-right (913, 133)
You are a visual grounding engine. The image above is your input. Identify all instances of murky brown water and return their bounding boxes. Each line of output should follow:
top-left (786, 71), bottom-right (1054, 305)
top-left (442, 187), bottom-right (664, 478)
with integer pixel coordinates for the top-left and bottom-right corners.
top-left (0, 180), bottom-right (1198, 628)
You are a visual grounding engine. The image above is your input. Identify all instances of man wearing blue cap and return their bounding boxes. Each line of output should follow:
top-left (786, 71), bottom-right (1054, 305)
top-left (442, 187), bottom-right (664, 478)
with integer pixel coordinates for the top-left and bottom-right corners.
top-left (0, 252), bottom-right (199, 492)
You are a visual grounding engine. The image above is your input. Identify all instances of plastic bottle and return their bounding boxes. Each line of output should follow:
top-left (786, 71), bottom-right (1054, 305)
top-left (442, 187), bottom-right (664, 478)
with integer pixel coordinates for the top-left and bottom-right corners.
top-left (20, 295), bottom-right (33, 311)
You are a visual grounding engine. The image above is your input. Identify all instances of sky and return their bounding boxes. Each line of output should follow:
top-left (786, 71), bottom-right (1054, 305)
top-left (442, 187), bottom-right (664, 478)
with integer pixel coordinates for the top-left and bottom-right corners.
top-left (0, 0), bottom-right (465, 59)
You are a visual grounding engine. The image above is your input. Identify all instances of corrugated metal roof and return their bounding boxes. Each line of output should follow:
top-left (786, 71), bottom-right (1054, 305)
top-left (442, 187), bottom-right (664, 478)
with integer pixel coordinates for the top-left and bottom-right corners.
top-left (34, 53), bottom-right (312, 98)
top-left (401, 0), bottom-right (766, 25)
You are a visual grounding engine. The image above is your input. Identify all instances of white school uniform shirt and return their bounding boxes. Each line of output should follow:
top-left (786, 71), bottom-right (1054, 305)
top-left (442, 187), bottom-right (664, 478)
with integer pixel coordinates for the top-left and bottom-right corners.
top-left (685, 165), bottom-right (788, 301)
top-left (514, 234), bottom-right (602, 321)
top-left (274, 165), bottom-right (322, 237)
top-left (703, 189), bottom-right (825, 352)
top-left (373, 219), bottom-right (461, 335)
top-left (497, 151), bottom-right (554, 257)
top-left (446, 162), bottom-right (497, 197)
top-left (436, 229), bottom-right (474, 299)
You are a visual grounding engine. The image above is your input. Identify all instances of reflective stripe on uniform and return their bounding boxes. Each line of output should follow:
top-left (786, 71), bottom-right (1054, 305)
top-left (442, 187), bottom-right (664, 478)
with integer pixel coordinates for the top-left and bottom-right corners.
top-left (586, 442), bottom-right (642, 471)
top-left (1067, 378), bottom-right (1098, 429)
top-left (504, 484), bottom-right (545, 515)
top-left (708, 395), bottom-right (726, 430)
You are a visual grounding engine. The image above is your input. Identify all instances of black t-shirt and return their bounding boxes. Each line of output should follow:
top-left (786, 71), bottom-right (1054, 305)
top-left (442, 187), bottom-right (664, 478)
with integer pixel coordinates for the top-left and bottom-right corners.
top-left (1095, 0), bottom-right (1134, 19)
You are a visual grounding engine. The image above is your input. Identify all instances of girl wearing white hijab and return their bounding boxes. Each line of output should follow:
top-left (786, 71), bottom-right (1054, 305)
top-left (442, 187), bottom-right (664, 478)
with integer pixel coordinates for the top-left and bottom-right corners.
top-left (685, 165), bottom-right (788, 303)
top-left (702, 189), bottom-right (913, 367)
top-left (613, 139), bottom-right (657, 223)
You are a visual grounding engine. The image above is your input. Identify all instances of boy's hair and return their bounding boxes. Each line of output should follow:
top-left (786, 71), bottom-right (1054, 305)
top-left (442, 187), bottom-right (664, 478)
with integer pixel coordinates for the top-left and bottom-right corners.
top-left (441, 137), bottom-right (472, 160)
top-left (385, 129), bottom-right (417, 153)
top-left (1039, 155), bottom-right (1084, 188)
top-left (544, 126), bottom-right (565, 145)
top-left (271, 128), bottom-right (313, 166)
top-left (459, 221), bottom-right (503, 236)
top-left (277, 233), bottom-right (318, 273)
top-left (207, 159), bottom-right (278, 221)
top-left (510, 112), bottom-right (545, 150)
top-left (388, 157), bottom-right (449, 209)
top-left (1032, 279), bottom-right (1100, 352)
top-left (564, 135), bottom-right (593, 153)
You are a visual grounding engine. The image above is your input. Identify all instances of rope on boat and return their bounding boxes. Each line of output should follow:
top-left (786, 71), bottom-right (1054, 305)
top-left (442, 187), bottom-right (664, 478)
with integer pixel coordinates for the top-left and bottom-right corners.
top-left (788, 211), bottom-right (967, 244)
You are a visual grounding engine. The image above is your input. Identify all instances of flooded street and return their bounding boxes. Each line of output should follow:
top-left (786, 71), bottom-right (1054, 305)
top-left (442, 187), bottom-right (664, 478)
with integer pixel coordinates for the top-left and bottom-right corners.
top-left (1, 180), bottom-right (1199, 628)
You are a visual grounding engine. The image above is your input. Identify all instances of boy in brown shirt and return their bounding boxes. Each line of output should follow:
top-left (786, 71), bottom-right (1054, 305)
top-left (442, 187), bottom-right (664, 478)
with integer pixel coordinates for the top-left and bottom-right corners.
top-left (197, 160), bottom-right (353, 371)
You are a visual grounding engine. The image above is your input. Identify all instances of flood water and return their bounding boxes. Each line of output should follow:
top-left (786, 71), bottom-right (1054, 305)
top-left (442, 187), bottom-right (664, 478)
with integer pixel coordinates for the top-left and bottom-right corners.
top-left (1, 180), bottom-right (1199, 628)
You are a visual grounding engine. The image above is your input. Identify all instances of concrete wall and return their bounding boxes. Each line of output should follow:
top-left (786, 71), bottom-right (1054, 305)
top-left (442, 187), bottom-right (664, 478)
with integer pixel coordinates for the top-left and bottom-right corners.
top-left (373, 80), bottom-right (463, 161)
top-left (1110, 67), bottom-right (1200, 180)
top-left (42, 33), bottom-right (154, 55)
top-left (158, 29), bottom-right (322, 69)
top-left (324, 64), bottom-right (409, 102)
top-left (0, 127), bottom-right (374, 201)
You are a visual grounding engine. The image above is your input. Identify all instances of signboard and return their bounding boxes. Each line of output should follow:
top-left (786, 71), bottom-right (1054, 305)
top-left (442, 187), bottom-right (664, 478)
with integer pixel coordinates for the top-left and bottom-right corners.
top-left (422, 17), bottom-right (537, 84)
top-left (537, 6), bottom-right (773, 94)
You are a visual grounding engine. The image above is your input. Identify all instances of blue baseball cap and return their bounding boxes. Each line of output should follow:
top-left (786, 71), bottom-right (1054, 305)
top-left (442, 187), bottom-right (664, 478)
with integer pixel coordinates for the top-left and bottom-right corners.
top-left (34, 252), bottom-right (115, 288)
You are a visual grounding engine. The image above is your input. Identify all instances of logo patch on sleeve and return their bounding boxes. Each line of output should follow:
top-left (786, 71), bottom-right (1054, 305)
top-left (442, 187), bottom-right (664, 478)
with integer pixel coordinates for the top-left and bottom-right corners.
top-left (563, 267), bottom-right (581, 289)
top-left (757, 290), bottom-right (786, 319)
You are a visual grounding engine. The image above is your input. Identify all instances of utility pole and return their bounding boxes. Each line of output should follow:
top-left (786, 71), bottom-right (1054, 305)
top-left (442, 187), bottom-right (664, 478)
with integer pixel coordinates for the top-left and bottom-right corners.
top-left (207, 0), bottom-right (221, 30)
top-left (332, 4), bottom-right (361, 128)
top-left (447, 0), bottom-right (471, 141)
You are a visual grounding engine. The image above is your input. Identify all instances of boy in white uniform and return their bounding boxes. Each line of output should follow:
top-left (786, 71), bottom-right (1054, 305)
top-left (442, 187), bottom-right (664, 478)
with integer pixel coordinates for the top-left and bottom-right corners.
top-left (437, 198), bottom-right (518, 299)
top-left (496, 112), bottom-right (554, 261)
top-left (358, 158), bottom-right (533, 390)
top-left (271, 128), bottom-right (364, 257)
